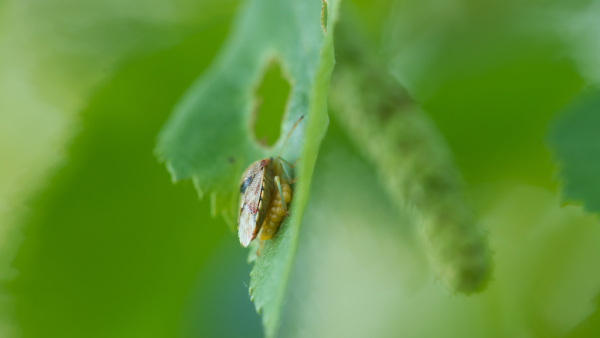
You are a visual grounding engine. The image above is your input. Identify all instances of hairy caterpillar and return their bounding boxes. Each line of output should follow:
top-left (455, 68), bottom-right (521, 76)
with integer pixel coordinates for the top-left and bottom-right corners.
top-left (328, 20), bottom-right (493, 294)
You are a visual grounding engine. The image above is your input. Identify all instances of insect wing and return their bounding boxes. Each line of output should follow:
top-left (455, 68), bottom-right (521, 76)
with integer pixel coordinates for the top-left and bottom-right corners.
top-left (237, 159), bottom-right (268, 225)
top-left (243, 168), bottom-right (264, 214)
top-left (238, 204), bottom-right (257, 247)
top-left (238, 168), bottom-right (265, 247)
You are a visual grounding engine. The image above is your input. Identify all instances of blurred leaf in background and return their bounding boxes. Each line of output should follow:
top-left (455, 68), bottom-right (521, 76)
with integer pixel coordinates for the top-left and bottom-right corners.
top-left (547, 87), bottom-right (600, 338)
top-left (9, 16), bottom-right (264, 338)
top-left (0, 0), bottom-right (236, 237)
top-left (0, 0), bottom-right (239, 335)
top-left (383, 0), bottom-right (587, 189)
top-left (548, 88), bottom-right (600, 214)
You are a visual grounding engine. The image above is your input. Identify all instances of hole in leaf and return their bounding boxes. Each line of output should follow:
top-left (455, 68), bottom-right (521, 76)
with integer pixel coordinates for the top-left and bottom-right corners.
top-left (253, 60), bottom-right (291, 146)
top-left (321, 1), bottom-right (328, 33)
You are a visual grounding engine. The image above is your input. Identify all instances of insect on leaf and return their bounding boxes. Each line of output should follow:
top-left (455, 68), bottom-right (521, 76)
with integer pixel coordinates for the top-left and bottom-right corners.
top-left (155, 0), bottom-right (341, 337)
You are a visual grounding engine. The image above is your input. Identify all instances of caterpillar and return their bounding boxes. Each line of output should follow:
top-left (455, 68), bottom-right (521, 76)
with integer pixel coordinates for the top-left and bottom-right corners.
top-left (328, 20), bottom-right (493, 294)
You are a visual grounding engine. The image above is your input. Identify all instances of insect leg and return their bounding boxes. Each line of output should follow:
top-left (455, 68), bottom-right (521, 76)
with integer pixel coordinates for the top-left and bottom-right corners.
top-left (256, 239), bottom-right (264, 257)
top-left (276, 157), bottom-right (295, 183)
top-left (280, 156), bottom-right (300, 168)
top-left (292, 157), bottom-right (300, 167)
top-left (280, 163), bottom-right (294, 183)
top-left (275, 176), bottom-right (288, 213)
top-left (275, 157), bottom-right (294, 182)
top-left (277, 115), bottom-right (304, 157)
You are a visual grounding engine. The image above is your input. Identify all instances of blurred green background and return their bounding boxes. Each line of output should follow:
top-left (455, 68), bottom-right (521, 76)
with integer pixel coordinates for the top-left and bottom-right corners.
top-left (2, 0), bottom-right (600, 337)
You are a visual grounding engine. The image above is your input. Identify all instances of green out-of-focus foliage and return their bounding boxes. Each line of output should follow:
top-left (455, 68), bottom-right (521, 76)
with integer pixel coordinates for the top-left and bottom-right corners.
top-left (275, 118), bottom-right (600, 338)
top-left (548, 88), bottom-right (600, 214)
top-left (548, 87), bottom-right (600, 338)
top-left (385, 0), bottom-right (586, 190)
top-left (5, 2), bottom-right (262, 337)
top-left (3, 0), bottom-right (600, 337)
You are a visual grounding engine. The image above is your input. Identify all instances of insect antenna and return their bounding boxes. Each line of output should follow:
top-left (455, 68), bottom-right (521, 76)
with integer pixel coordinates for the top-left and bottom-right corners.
top-left (277, 115), bottom-right (304, 157)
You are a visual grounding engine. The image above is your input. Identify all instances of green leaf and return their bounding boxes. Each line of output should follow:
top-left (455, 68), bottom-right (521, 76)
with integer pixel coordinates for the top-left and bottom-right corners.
top-left (548, 88), bottom-right (600, 214)
top-left (155, 0), bottom-right (341, 336)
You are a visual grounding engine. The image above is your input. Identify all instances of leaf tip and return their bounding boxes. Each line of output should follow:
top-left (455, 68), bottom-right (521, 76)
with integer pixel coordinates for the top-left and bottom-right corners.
top-left (165, 161), bottom-right (178, 183)
top-left (210, 192), bottom-right (217, 218)
top-left (192, 175), bottom-right (204, 200)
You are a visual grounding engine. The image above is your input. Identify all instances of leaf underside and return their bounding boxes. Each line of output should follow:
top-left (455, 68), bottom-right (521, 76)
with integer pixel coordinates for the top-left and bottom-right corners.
top-left (155, 0), bottom-right (340, 337)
